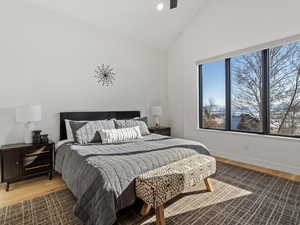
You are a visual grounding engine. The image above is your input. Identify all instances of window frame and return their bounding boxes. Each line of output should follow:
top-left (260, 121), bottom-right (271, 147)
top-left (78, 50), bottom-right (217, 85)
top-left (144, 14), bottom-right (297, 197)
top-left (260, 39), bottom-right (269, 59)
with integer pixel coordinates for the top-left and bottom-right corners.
top-left (199, 61), bottom-right (227, 130)
top-left (198, 48), bottom-right (300, 139)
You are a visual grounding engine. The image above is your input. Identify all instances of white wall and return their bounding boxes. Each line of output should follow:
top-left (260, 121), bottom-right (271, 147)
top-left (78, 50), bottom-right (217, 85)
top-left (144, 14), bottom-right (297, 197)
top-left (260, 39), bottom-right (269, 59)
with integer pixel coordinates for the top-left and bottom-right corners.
top-left (0, 1), bottom-right (168, 145)
top-left (168, 0), bottom-right (300, 175)
top-left (167, 36), bottom-right (184, 138)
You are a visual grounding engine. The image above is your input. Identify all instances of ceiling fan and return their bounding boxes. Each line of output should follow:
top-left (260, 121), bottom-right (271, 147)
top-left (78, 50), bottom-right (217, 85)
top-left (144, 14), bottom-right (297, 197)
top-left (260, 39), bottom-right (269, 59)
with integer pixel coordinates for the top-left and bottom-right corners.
top-left (157, 0), bottom-right (178, 11)
top-left (170, 0), bottom-right (178, 9)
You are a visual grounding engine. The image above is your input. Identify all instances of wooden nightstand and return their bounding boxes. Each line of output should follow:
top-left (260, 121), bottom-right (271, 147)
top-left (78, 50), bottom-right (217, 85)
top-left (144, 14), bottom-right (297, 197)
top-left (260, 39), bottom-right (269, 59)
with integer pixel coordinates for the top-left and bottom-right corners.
top-left (149, 126), bottom-right (171, 136)
top-left (0, 142), bottom-right (54, 192)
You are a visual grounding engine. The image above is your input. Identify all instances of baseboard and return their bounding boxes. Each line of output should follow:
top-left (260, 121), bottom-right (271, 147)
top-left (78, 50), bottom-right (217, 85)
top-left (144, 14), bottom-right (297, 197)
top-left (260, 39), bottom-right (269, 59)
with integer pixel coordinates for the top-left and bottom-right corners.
top-left (211, 150), bottom-right (300, 182)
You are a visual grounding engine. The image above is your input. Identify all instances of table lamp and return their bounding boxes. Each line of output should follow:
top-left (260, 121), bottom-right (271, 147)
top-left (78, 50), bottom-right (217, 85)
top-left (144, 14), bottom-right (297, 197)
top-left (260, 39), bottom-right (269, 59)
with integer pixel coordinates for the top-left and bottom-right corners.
top-left (16, 105), bottom-right (42, 144)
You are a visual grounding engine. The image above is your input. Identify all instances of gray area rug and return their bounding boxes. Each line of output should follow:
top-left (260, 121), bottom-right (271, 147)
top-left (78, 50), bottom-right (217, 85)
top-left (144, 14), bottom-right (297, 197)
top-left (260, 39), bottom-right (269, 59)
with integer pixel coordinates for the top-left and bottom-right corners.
top-left (0, 162), bottom-right (299, 225)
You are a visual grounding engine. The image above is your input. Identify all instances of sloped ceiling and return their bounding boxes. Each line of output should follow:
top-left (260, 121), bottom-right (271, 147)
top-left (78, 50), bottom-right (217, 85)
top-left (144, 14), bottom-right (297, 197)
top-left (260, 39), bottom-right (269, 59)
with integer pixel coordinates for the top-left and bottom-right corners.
top-left (27, 0), bottom-right (207, 50)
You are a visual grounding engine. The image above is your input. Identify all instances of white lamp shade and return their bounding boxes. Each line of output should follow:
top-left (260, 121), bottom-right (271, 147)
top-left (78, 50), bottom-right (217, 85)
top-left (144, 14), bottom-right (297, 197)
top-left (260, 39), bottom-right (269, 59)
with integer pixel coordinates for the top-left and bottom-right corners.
top-left (151, 106), bottom-right (162, 116)
top-left (16, 105), bottom-right (42, 122)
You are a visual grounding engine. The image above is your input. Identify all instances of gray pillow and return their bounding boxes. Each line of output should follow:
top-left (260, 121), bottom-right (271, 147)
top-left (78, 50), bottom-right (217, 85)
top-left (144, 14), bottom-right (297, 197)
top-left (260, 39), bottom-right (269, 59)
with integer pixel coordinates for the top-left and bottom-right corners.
top-left (133, 116), bottom-right (148, 125)
top-left (70, 120), bottom-right (115, 144)
top-left (114, 118), bottom-right (150, 136)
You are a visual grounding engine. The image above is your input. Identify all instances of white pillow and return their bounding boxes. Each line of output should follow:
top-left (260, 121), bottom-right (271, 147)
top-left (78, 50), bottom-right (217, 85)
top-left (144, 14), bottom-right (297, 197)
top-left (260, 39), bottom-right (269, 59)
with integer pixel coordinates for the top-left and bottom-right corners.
top-left (99, 126), bottom-right (142, 144)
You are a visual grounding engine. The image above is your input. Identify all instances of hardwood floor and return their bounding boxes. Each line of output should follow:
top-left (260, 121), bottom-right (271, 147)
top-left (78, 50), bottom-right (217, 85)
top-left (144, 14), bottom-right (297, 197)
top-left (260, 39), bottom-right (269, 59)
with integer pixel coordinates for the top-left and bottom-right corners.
top-left (0, 157), bottom-right (299, 208)
top-left (0, 174), bottom-right (66, 208)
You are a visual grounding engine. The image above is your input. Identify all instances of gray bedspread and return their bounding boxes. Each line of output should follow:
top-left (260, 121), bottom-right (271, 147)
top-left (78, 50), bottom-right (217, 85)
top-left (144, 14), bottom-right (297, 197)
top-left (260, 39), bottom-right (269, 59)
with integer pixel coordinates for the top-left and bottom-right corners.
top-left (55, 134), bottom-right (210, 225)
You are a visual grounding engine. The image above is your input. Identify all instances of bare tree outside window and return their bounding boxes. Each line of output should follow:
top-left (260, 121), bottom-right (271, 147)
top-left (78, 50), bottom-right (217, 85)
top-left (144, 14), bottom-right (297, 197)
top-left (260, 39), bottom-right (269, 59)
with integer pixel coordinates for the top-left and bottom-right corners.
top-left (270, 42), bottom-right (300, 136)
top-left (199, 40), bottom-right (300, 137)
top-left (230, 41), bottom-right (300, 135)
top-left (203, 98), bottom-right (225, 129)
top-left (231, 52), bottom-right (263, 132)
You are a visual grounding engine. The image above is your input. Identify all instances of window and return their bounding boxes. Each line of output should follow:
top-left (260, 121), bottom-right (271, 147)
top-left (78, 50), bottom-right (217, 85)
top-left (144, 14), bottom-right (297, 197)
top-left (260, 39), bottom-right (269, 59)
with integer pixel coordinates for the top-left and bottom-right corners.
top-left (270, 41), bottom-right (300, 136)
top-left (201, 60), bottom-right (226, 129)
top-left (231, 52), bottom-right (263, 132)
top-left (199, 40), bottom-right (300, 138)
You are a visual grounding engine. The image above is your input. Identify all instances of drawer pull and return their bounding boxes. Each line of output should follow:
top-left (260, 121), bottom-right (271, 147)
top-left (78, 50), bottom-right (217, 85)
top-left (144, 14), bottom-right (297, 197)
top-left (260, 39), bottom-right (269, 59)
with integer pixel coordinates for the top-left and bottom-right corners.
top-left (25, 164), bottom-right (51, 171)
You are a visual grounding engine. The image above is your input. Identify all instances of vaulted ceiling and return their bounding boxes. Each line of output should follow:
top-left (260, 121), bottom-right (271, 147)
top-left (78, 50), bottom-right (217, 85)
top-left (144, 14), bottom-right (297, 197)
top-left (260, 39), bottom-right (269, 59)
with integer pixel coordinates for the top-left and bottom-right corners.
top-left (27, 0), bottom-right (207, 50)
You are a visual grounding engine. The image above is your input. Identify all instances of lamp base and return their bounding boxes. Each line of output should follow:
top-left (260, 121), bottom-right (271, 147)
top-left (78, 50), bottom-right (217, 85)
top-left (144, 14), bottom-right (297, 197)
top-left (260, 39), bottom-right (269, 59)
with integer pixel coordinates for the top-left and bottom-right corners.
top-left (154, 116), bottom-right (160, 128)
top-left (24, 122), bottom-right (35, 144)
top-left (24, 135), bottom-right (32, 144)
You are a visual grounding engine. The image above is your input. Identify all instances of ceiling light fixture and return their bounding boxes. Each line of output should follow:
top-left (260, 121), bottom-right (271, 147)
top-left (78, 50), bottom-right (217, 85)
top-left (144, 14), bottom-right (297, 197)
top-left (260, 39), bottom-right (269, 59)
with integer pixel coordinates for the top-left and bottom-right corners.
top-left (156, 3), bottom-right (164, 11)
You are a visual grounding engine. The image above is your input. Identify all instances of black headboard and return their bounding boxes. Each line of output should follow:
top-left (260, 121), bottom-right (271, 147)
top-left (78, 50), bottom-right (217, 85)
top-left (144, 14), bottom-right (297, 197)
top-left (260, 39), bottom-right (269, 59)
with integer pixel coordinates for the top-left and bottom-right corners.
top-left (60, 111), bottom-right (140, 140)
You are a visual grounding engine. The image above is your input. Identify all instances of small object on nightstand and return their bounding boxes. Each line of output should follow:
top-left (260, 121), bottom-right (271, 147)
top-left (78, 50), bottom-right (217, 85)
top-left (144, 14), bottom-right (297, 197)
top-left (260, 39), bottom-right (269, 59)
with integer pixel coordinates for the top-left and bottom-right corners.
top-left (0, 142), bottom-right (54, 192)
top-left (40, 134), bottom-right (49, 144)
top-left (32, 130), bottom-right (42, 144)
top-left (149, 126), bottom-right (171, 136)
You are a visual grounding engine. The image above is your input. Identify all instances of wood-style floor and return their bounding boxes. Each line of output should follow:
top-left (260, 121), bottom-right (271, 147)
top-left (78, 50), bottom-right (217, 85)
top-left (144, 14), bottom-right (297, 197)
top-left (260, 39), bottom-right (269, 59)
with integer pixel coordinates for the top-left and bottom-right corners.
top-left (0, 157), bottom-right (299, 208)
top-left (0, 174), bottom-right (66, 208)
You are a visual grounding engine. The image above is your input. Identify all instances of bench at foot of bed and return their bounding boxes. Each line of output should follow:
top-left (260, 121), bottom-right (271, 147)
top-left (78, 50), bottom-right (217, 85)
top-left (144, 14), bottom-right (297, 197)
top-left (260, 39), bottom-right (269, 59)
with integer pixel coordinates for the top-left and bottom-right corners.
top-left (135, 154), bottom-right (216, 225)
top-left (139, 177), bottom-right (214, 225)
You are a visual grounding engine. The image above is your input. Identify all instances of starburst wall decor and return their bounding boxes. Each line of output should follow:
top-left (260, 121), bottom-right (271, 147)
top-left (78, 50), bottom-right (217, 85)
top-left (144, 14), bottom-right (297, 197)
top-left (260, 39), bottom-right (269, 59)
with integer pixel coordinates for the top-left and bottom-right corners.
top-left (94, 64), bottom-right (116, 87)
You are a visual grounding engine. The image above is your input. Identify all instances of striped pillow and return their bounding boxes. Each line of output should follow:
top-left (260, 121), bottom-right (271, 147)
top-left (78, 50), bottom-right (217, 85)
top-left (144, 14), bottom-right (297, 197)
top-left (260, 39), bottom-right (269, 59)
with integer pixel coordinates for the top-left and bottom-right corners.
top-left (114, 119), bottom-right (150, 136)
top-left (69, 120), bottom-right (115, 144)
top-left (99, 126), bottom-right (142, 144)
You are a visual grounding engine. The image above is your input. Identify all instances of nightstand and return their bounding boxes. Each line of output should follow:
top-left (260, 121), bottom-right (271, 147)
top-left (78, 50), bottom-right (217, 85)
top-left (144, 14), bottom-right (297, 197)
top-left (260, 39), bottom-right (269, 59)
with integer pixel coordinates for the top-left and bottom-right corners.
top-left (149, 126), bottom-right (171, 136)
top-left (0, 142), bottom-right (54, 192)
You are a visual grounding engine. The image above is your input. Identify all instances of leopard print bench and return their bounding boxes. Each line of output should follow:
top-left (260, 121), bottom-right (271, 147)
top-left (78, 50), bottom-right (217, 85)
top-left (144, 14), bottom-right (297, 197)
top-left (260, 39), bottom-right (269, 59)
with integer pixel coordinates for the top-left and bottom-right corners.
top-left (135, 154), bottom-right (216, 225)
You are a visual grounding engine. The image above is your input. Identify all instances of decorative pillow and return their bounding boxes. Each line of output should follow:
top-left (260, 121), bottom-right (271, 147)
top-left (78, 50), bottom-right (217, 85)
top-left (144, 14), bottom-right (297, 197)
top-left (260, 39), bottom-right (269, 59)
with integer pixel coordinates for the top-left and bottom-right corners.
top-left (69, 120), bottom-right (115, 144)
top-left (65, 119), bottom-right (89, 141)
top-left (65, 119), bottom-right (75, 141)
top-left (133, 117), bottom-right (149, 126)
top-left (99, 126), bottom-right (142, 144)
top-left (114, 118), bottom-right (150, 136)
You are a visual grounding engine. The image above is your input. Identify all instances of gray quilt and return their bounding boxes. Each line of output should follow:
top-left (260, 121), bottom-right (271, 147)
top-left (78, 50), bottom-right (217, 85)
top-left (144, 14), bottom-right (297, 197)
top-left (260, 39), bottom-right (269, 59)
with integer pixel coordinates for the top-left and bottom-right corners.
top-left (55, 134), bottom-right (210, 225)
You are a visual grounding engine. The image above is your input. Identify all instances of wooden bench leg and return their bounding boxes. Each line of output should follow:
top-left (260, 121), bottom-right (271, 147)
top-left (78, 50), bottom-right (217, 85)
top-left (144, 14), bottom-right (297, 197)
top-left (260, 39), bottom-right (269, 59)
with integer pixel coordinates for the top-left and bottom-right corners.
top-left (204, 177), bottom-right (213, 192)
top-left (140, 203), bottom-right (151, 216)
top-left (155, 205), bottom-right (165, 225)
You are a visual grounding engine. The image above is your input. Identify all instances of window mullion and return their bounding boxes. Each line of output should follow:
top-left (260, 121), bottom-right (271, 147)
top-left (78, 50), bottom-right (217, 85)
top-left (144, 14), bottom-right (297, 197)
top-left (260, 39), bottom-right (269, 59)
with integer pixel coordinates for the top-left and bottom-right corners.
top-left (199, 65), bottom-right (203, 128)
top-left (262, 49), bottom-right (270, 134)
top-left (225, 58), bottom-right (231, 131)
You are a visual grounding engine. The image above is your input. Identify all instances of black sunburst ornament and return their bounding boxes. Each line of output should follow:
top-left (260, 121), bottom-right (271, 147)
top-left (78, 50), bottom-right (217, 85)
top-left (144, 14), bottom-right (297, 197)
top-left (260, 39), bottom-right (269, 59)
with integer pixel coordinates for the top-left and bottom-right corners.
top-left (94, 64), bottom-right (116, 87)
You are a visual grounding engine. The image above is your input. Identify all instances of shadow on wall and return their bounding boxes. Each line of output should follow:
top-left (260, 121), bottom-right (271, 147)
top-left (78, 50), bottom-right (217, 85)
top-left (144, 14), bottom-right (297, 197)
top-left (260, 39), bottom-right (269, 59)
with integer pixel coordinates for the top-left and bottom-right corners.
top-left (0, 108), bottom-right (24, 146)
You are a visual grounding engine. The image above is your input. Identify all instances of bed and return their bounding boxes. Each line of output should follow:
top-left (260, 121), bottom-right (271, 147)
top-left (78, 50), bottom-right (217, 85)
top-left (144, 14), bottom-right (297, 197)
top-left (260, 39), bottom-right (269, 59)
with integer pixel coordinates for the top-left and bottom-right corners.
top-left (55, 111), bottom-right (210, 225)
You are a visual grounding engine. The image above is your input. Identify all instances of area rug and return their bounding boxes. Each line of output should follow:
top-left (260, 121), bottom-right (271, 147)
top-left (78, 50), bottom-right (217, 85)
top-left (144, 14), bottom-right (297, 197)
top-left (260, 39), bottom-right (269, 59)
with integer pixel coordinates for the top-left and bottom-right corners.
top-left (0, 163), bottom-right (299, 225)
